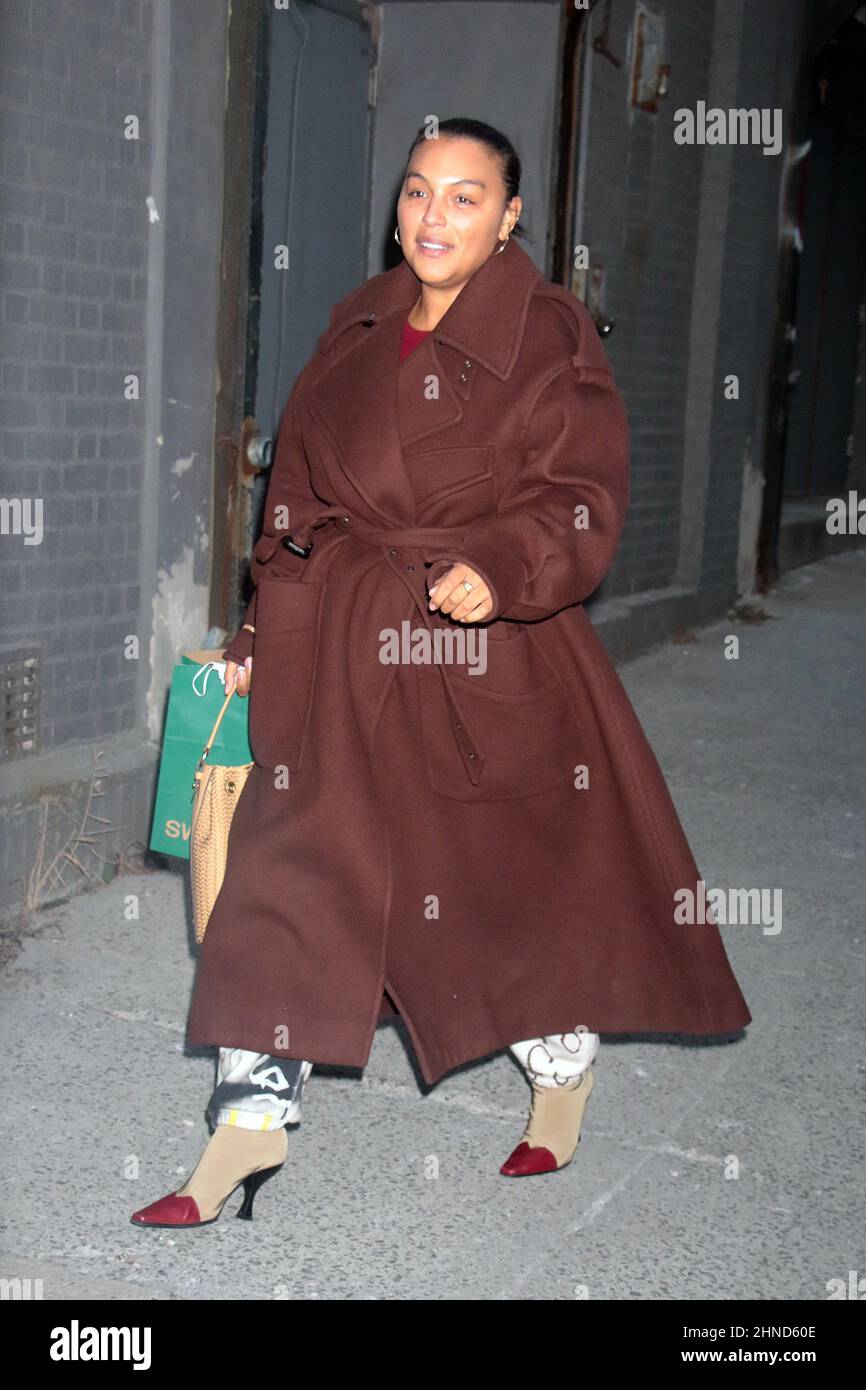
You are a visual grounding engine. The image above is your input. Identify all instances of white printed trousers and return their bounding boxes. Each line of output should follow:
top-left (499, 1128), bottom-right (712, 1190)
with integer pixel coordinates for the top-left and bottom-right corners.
top-left (207, 1029), bottom-right (600, 1131)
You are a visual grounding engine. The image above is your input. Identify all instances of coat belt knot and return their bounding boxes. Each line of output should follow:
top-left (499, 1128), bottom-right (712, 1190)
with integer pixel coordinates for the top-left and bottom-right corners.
top-left (283, 507), bottom-right (487, 786)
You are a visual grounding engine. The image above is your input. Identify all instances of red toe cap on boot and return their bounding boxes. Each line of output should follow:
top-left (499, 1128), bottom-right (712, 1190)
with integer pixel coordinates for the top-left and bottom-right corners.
top-left (499, 1141), bottom-right (559, 1176)
top-left (131, 1192), bottom-right (204, 1226)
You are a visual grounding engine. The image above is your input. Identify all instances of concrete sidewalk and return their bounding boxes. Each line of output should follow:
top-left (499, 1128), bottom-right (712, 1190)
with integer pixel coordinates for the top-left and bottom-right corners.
top-left (1, 550), bottom-right (863, 1300)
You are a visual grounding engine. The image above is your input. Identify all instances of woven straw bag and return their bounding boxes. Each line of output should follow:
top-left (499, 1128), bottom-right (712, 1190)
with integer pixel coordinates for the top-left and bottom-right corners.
top-left (189, 685), bottom-right (253, 945)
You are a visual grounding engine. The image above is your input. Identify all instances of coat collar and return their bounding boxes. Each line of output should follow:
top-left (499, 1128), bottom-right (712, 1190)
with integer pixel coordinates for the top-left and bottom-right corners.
top-left (317, 235), bottom-right (542, 381)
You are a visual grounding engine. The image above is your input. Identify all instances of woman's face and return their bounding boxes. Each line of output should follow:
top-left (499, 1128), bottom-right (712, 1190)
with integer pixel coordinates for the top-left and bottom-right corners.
top-left (397, 136), bottom-right (521, 290)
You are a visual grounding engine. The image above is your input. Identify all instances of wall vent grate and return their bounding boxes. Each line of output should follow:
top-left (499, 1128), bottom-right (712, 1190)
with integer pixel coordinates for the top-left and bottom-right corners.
top-left (1, 648), bottom-right (40, 761)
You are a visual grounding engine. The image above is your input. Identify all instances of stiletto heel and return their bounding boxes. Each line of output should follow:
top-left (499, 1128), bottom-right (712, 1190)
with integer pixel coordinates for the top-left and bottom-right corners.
top-left (235, 1163), bottom-right (282, 1220)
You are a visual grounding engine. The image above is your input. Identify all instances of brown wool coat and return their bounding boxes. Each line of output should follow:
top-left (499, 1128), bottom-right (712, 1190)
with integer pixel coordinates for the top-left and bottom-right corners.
top-left (185, 237), bottom-right (751, 1085)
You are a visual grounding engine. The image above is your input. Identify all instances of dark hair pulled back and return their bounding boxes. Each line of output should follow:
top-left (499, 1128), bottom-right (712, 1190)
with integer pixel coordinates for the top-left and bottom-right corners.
top-left (404, 116), bottom-right (527, 240)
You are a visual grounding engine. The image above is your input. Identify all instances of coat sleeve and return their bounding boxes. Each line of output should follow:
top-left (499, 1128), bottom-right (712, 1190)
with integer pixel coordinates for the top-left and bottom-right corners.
top-left (426, 308), bottom-right (630, 623)
top-left (222, 372), bottom-right (318, 665)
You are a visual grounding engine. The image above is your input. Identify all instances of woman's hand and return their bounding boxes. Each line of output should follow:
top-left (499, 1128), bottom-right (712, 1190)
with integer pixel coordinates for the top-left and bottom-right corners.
top-left (427, 564), bottom-right (493, 623)
top-left (224, 656), bottom-right (253, 696)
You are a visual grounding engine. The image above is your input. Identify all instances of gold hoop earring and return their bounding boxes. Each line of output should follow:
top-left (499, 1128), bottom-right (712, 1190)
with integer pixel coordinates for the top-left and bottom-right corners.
top-left (394, 225), bottom-right (401, 246)
top-left (493, 234), bottom-right (511, 256)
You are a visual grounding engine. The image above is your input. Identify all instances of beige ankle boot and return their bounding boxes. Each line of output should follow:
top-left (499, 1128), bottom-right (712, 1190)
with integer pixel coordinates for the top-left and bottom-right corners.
top-left (500, 1068), bottom-right (595, 1176)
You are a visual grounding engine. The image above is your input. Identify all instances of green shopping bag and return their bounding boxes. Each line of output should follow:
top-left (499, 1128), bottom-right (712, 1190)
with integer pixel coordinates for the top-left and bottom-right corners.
top-left (149, 652), bottom-right (253, 860)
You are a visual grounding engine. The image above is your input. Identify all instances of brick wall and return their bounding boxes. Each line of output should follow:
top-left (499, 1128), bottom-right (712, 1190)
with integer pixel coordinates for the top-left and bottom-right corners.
top-left (0, 0), bottom-right (228, 918)
top-left (0, 0), bottom-right (153, 752)
top-left (581, 0), bottom-right (797, 608)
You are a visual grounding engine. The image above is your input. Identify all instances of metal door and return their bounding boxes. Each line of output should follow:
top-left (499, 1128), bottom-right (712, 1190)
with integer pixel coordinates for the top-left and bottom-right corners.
top-left (783, 117), bottom-right (866, 496)
top-left (213, 0), bottom-right (376, 638)
top-left (253, 0), bottom-right (376, 435)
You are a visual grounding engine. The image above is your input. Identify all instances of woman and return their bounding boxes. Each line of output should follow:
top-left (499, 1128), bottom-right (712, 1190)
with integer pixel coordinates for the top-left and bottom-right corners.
top-left (132, 117), bottom-right (750, 1228)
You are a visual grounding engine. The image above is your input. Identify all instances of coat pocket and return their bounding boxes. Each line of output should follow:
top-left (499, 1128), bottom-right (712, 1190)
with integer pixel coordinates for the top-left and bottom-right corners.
top-left (248, 576), bottom-right (326, 772)
top-left (404, 444), bottom-right (495, 524)
top-left (418, 626), bottom-right (581, 800)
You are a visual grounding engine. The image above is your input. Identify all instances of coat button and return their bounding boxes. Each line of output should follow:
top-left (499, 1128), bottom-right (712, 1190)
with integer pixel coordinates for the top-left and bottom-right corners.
top-left (459, 373), bottom-right (468, 383)
top-left (406, 564), bottom-right (415, 572)
top-left (463, 359), bottom-right (471, 368)
top-left (337, 516), bottom-right (351, 528)
top-left (388, 547), bottom-right (399, 557)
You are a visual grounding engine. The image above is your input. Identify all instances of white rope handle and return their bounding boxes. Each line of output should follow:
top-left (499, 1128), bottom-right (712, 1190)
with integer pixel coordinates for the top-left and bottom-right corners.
top-left (191, 659), bottom-right (226, 698)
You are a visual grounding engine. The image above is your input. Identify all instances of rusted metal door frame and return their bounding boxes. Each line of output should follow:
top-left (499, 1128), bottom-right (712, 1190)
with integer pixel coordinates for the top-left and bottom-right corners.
top-left (549, 0), bottom-right (599, 287)
top-left (208, 1), bottom-right (270, 639)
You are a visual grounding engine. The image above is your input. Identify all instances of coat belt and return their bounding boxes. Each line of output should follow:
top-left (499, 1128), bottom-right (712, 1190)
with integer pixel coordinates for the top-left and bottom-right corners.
top-left (262, 506), bottom-right (486, 786)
